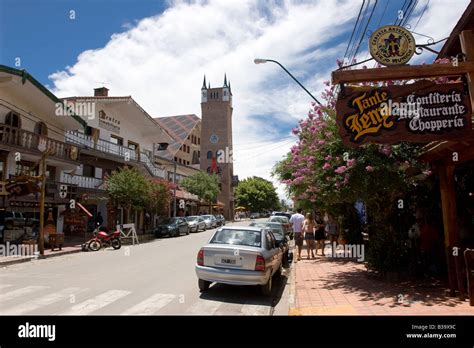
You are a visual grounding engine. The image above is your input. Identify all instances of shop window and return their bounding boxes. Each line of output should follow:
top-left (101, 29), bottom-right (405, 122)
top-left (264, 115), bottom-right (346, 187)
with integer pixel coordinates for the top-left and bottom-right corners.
top-left (34, 122), bottom-right (48, 136)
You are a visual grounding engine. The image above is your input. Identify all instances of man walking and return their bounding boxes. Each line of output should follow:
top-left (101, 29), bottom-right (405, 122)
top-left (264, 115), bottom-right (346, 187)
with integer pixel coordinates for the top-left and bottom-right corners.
top-left (290, 208), bottom-right (305, 261)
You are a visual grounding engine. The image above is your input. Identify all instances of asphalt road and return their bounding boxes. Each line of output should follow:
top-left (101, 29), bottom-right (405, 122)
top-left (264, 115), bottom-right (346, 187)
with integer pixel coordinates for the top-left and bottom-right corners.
top-left (0, 219), bottom-right (290, 315)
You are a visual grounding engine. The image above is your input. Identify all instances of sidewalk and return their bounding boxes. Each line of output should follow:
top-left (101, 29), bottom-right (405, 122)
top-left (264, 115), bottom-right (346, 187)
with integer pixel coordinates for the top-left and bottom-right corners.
top-left (0, 246), bottom-right (82, 267)
top-left (289, 251), bottom-right (474, 315)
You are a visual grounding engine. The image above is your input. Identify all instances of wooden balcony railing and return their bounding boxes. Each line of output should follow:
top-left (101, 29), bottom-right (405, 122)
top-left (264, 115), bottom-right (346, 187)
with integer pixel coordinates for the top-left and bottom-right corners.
top-left (0, 124), bottom-right (78, 162)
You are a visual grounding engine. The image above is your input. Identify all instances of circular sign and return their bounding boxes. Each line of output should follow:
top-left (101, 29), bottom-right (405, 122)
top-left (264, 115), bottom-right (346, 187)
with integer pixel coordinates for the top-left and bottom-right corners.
top-left (210, 134), bottom-right (219, 144)
top-left (369, 25), bottom-right (415, 66)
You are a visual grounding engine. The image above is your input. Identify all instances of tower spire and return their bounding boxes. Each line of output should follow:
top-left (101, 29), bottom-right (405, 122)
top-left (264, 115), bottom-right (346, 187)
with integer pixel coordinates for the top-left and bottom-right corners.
top-left (202, 75), bottom-right (207, 89)
top-left (223, 73), bottom-right (228, 87)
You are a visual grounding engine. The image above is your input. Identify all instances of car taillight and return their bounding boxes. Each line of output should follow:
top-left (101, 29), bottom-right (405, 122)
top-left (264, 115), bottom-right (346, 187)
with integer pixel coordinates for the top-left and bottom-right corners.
top-left (255, 254), bottom-right (265, 271)
top-left (197, 249), bottom-right (204, 266)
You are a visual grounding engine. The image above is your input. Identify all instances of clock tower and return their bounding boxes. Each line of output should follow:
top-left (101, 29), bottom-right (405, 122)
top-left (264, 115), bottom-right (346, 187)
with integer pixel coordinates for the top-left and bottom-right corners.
top-left (200, 74), bottom-right (234, 220)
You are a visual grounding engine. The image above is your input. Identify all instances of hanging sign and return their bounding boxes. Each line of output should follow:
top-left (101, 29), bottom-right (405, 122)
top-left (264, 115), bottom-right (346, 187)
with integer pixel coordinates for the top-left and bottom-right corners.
top-left (369, 25), bottom-right (416, 66)
top-left (336, 80), bottom-right (472, 147)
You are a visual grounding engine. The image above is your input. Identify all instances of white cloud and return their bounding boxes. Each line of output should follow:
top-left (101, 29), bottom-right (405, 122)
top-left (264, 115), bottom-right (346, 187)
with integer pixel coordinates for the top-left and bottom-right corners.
top-left (49, 0), bottom-right (468, 201)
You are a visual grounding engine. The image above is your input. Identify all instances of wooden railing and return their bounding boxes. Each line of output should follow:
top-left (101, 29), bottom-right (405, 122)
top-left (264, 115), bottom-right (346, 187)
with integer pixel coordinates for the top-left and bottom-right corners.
top-left (0, 124), bottom-right (78, 162)
top-left (60, 172), bottom-right (104, 190)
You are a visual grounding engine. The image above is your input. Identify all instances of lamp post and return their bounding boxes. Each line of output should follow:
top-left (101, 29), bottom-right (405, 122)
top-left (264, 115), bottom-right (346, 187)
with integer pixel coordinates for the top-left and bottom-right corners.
top-left (254, 58), bottom-right (322, 106)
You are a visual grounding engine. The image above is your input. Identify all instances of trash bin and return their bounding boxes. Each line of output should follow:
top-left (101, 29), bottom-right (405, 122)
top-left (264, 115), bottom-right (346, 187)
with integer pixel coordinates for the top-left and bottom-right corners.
top-left (465, 249), bottom-right (474, 306)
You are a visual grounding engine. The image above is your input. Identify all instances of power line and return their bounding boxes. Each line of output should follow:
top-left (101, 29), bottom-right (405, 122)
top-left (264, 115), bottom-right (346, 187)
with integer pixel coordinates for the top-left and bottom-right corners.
top-left (394, 0), bottom-right (409, 25)
top-left (350, 0), bottom-right (378, 63)
top-left (343, 0), bottom-right (366, 62)
top-left (401, 0), bottom-right (418, 27)
top-left (347, 0), bottom-right (371, 64)
top-left (413, 0), bottom-right (430, 31)
top-left (367, 0), bottom-right (390, 65)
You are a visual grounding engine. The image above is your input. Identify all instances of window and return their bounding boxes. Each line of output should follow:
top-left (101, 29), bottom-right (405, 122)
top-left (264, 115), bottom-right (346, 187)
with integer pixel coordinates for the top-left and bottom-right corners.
top-left (5, 112), bottom-right (21, 128)
top-left (198, 138), bottom-right (200, 145)
top-left (186, 161), bottom-right (189, 166)
top-left (206, 151), bottom-right (213, 159)
top-left (16, 161), bottom-right (37, 176)
top-left (128, 141), bottom-right (139, 151)
top-left (224, 91), bottom-right (227, 96)
top-left (34, 122), bottom-right (48, 136)
top-left (82, 164), bottom-right (95, 178)
top-left (210, 229), bottom-right (261, 247)
top-left (110, 135), bottom-right (123, 146)
top-left (174, 157), bottom-right (178, 162)
top-left (265, 232), bottom-right (275, 250)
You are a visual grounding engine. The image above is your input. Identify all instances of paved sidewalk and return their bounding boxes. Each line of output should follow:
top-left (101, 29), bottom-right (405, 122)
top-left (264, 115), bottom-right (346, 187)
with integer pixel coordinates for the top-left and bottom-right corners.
top-left (289, 250), bottom-right (474, 315)
top-left (0, 246), bottom-right (82, 267)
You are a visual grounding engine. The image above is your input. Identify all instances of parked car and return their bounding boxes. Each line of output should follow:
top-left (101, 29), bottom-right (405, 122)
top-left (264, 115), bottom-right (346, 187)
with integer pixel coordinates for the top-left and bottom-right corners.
top-left (249, 212), bottom-right (260, 219)
top-left (215, 214), bottom-right (225, 226)
top-left (249, 221), bottom-right (291, 268)
top-left (201, 215), bottom-right (217, 229)
top-left (4, 211), bottom-right (26, 229)
top-left (186, 216), bottom-right (206, 232)
top-left (154, 217), bottom-right (190, 238)
top-left (268, 215), bottom-right (292, 235)
top-left (272, 211), bottom-right (292, 220)
top-left (195, 226), bottom-right (283, 296)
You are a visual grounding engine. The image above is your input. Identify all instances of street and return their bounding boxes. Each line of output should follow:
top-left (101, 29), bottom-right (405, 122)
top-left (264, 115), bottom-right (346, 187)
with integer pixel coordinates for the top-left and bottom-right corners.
top-left (0, 219), bottom-right (290, 315)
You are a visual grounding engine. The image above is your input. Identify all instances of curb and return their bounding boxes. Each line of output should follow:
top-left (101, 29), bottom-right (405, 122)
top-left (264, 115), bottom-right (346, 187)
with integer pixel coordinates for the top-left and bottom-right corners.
top-left (0, 248), bottom-right (82, 267)
top-left (288, 258), bottom-right (296, 315)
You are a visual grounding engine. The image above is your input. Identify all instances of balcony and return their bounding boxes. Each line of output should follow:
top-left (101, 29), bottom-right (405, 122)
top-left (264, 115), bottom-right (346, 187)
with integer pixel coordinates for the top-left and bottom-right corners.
top-left (0, 124), bottom-right (79, 162)
top-left (60, 172), bottom-right (104, 190)
top-left (65, 130), bottom-right (166, 179)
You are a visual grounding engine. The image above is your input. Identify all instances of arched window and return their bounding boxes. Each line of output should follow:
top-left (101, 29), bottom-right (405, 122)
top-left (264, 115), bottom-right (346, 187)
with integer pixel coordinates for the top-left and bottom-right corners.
top-left (192, 151), bottom-right (199, 165)
top-left (206, 151), bottom-right (213, 159)
top-left (5, 112), bottom-right (21, 128)
top-left (34, 122), bottom-right (48, 136)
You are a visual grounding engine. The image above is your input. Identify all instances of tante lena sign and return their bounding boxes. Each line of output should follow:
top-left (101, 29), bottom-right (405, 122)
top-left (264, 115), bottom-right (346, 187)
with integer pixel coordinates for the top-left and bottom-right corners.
top-left (369, 25), bottom-right (416, 66)
top-left (336, 80), bottom-right (472, 147)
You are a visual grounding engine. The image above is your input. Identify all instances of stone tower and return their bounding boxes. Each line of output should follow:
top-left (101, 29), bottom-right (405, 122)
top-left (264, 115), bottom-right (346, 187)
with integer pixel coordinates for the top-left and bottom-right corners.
top-left (200, 74), bottom-right (234, 220)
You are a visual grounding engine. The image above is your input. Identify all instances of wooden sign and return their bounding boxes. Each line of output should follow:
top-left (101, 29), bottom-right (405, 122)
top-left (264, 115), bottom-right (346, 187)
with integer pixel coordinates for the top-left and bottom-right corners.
top-left (336, 80), bottom-right (473, 147)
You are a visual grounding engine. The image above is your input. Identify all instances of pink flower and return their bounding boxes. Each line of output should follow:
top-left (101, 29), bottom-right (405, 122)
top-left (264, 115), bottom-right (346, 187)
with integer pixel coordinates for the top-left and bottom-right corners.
top-left (324, 155), bottom-right (332, 161)
top-left (324, 80), bottom-right (330, 86)
top-left (347, 159), bottom-right (356, 167)
top-left (335, 181), bottom-right (341, 188)
top-left (318, 140), bottom-right (326, 145)
top-left (335, 166), bottom-right (347, 174)
top-left (423, 170), bottom-right (432, 177)
top-left (366, 166), bottom-right (374, 172)
top-left (323, 162), bottom-right (331, 170)
top-left (291, 127), bottom-right (299, 135)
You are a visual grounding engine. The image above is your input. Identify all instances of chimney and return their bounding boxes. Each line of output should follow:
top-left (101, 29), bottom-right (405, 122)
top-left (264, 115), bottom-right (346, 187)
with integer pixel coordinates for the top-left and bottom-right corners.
top-left (94, 87), bottom-right (109, 97)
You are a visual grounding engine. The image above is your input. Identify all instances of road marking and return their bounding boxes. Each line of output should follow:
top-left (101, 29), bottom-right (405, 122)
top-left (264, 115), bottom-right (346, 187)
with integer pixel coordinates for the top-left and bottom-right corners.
top-left (0, 287), bottom-right (84, 315)
top-left (62, 290), bottom-right (131, 315)
top-left (240, 304), bottom-right (270, 315)
top-left (186, 299), bottom-right (222, 315)
top-left (0, 286), bottom-right (48, 302)
top-left (121, 293), bottom-right (176, 315)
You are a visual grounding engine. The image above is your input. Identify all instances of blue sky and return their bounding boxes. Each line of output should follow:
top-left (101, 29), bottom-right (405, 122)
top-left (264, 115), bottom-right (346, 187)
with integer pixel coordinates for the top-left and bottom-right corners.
top-left (0, 0), bottom-right (469, 198)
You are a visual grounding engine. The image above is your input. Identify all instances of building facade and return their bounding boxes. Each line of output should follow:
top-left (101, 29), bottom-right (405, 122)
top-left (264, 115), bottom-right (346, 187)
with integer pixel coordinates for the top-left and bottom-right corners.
top-left (199, 75), bottom-right (235, 220)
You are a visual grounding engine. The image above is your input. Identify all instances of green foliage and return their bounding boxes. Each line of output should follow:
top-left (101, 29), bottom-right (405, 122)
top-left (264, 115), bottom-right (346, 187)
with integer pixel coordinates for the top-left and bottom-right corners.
top-left (147, 179), bottom-right (173, 216)
top-left (235, 176), bottom-right (280, 212)
top-left (105, 166), bottom-right (150, 210)
top-left (181, 171), bottom-right (219, 203)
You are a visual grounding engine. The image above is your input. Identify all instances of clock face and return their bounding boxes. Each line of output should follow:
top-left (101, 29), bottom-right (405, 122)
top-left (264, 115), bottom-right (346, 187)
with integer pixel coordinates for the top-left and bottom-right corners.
top-left (210, 134), bottom-right (219, 144)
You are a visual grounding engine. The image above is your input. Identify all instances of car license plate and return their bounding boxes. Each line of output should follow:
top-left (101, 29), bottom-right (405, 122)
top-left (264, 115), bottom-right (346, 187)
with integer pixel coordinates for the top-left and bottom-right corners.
top-left (221, 258), bottom-right (236, 265)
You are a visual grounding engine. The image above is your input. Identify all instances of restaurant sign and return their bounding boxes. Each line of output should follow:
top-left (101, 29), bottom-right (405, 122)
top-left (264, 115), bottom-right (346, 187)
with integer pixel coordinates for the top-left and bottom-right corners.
top-left (336, 80), bottom-right (472, 147)
top-left (369, 25), bottom-right (416, 66)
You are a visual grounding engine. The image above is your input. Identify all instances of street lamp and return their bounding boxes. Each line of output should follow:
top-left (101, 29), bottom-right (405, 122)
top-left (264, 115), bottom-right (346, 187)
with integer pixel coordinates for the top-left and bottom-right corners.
top-left (254, 58), bottom-right (322, 106)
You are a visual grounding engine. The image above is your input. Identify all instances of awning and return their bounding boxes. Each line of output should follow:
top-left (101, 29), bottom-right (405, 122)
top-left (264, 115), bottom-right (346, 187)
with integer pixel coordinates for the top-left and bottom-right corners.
top-left (175, 189), bottom-right (199, 201)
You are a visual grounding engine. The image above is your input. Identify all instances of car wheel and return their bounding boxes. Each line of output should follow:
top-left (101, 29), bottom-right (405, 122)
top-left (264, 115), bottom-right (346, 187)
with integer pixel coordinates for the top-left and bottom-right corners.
top-left (261, 275), bottom-right (272, 297)
top-left (198, 279), bottom-right (211, 292)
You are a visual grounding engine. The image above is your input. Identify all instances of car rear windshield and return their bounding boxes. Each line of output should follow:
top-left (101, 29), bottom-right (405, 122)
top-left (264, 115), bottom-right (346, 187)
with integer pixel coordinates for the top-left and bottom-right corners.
top-left (210, 229), bottom-right (261, 247)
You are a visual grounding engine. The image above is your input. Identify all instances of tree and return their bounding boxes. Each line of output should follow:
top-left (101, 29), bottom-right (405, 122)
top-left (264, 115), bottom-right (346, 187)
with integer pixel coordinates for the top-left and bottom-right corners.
top-left (234, 176), bottom-right (280, 212)
top-left (147, 178), bottom-right (173, 216)
top-left (181, 172), bottom-right (219, 212)
top-left (105, 166), bottom-right (150, 223)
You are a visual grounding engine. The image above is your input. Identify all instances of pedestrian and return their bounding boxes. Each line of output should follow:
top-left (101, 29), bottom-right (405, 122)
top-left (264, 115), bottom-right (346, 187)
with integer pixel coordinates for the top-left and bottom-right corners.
top-left (326, 214), bottom-right (339, 256)
top-left (302, 212), bottom-right (316, 259)
top-left (290, 208), bottom-right (305, 261)
top-left (315, 212), bottom-right (326, 256)
top-left (95, 212), bottom-right (103, 227)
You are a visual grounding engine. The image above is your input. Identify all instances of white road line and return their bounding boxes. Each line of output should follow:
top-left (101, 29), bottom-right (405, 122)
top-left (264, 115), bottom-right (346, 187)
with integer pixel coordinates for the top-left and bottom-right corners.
top-left (186, 299), bottom-right (222, 315)
top-left (240, 304), bottom-right (270, 315)
top-left (61, 290), bottom-right (131, 315)
top-left (0, 286), bottom-right (48, 302)
top-left (121, 293), bottom-right (176, 315)
top-left (0, 287), bottom-right (84, 315)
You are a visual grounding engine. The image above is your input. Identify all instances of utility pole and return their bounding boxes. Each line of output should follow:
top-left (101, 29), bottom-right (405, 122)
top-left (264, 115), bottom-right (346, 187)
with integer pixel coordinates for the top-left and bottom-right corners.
top-left (173, 161), bottom-right (177, 217)
top-left (38, 147), bottom-right (53, 257)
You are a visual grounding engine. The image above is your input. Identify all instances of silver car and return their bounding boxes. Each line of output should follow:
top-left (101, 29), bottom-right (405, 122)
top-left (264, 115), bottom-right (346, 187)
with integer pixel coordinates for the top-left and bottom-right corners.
top-left (195, 226), bottom-right (283, 296)
top-left (186, 216), bottom-right (206, 232)
top-left (201, 215), bottom-right (217, 229)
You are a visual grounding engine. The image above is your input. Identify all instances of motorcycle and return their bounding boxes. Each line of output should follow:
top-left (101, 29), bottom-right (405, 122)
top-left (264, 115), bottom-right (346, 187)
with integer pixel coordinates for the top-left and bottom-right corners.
top-left (84, 223), bottom-right (122, 251)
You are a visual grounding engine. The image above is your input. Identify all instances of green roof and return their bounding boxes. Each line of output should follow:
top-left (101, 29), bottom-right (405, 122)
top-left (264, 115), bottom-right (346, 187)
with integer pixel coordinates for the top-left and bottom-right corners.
top-left (0, 64), bottom-right (87, 128)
